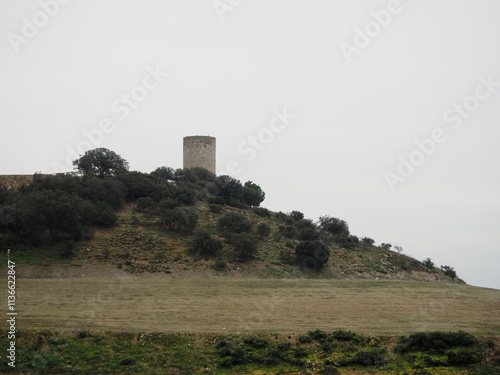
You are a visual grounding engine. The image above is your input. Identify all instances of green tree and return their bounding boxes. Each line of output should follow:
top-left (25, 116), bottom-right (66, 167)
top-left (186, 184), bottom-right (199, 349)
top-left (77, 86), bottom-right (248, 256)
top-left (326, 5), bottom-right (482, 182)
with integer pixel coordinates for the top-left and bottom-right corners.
top-left (217, 212), bottom-right (252, 238)
top-left (136, 197), bottom-right (158, 213)
top-left (256, 222), bottom-right (271, 239)
top-left (191, 228), bottom-right (223, 256)
top-left (73, 148), bottom-right (129, 177)
top-left (115, 171), bottom-right (156, 200)
top-left (151, 166), bottom-right (176, 181)
top-left (295, 240), bottom-right (330, 271)
top-left (279, 225), bottom-right (296, 239)
top-left (423, 258), bottom-right (435, 268)
top-left (78, 176), bottom-right (126, 209)
top-left (243, 181), bottom-right (265, 206)
top-left (231, 233), bottom-right (258, 261)
top-left (92, 202), bottom-right (118, 227)
top-left (318, 216), bottom-right (349, 236)
top-left (19, 190), bottom-right (94, 243)
top-left (298, 227), bottom-right (319, 241)
top-left (361, 237), bottom-right (375, 246)
top-left (441, 265), bottom-right (457, 279)
top-left (290, 210), bottom-right (304, 221)
top-left (160, 206), bottom-right (198, 233)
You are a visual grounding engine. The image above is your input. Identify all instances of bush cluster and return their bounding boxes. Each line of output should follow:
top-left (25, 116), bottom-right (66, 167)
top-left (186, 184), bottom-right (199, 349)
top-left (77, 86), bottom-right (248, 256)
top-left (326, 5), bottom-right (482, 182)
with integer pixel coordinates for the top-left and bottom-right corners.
top-left (295, 241), bottom-right (330, 271)
top-left (216, 337), bottom-right (306, 368)
top-left (396, 331), bottom-right (482, 366)
top-left (190, 228), bottom-right (223, 256)
top-left (0, 148), bottom-right (269, 249)
top-left (396, 331), bottom-right (477, 354)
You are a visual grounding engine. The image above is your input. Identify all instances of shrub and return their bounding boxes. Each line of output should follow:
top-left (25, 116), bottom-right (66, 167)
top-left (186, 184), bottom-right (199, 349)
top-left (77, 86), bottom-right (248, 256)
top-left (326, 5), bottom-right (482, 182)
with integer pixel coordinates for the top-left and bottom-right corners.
top-left (276, 211), bottom-right (294, 224)
top-left (77, 331), bottom-right (90, 339)
top-left (290, 210), bottom-right (304, 221)
top-left (279, 225), bottom-right (297, 239)
top-left (151, 166), bottom-right (176, 181)
top-left (92, 202), bottom-right (118, 228)
top-left (318, 215), bottom-right (349, 236)
top-left (119, 358), bottom-right (135, 366)
top-left (348, 349), bottom-right (387, 366)
top-left (209, 204), bottom-right (223, 214)
top-left (191, 228), bottom-right (223, 256)
top-left (61, 240), bottom-right (76, 258)
top-left (307, 329), bottom-right (328, 341)
top-left (217, 212), bottom-right (252, 238)
top-left (136, 197), bottom-right (157, 213)
top-left (159, 198), bottom-right (180, 210)
top-left (215, 339), bottom-right (232, 349)
top-left (253, 207), bottom-right (271, 217)
top-left (178, 206), bottom-right (199, 233)
top-left (114, 171), bottom-right (156, 201)
top-left (231, 233), bottom-right (258, 261)
top-left (361, 237), bottom-right (375, 246)
top-left (277, 342), bottom-right (291, 351)
top-left (423, 258), bottom-right (435, 268)
top-left (298, 227), bottom-right (319, 241)
top-left (320, 367), bottom-right (340, 375)
top-left (321, 341), bottom-right (335, 353)
top-left (331, 329), bottom-right (363, 343)
top-left (256, 223), bottom-right (271, 239)
top-left (447, 348), bottom-right (482, 365)
top-left (243, 337), bottom-right (269, 348)
top-left (441, 265), bottom-right (457, 279)
top-left (218, 345), bottom-right (232, 356)
top-left (279, 249), bottom-right (295, 265)
top-left (295, 241), bottom-right (330, 271)
top-left (294, 347), bottom-right (308, 358)
top-left (334, 234), bottom-right (360, 249)
top-left (298, 334), bottom-right (313, 344)
top-left (79, 176), bottom-right (127, 209)
top-left (396, 331), bottom-right (477, 354)
top-left (214, 259), bottom-right (228, 271)
top-left (294, 218), bottom-right (316, 230)
top-left (161, 206), bottom-right (199, 233)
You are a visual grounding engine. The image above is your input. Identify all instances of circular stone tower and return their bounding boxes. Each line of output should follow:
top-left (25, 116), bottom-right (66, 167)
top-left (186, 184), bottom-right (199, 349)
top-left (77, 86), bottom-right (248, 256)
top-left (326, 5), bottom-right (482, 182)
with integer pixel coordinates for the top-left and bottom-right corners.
top-left (183, 136), bottom-right (216, 174)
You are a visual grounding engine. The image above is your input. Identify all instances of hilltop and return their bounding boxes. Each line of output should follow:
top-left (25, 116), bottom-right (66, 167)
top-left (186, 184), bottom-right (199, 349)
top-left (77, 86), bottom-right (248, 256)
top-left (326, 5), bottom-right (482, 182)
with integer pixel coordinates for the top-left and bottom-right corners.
top-left (0, 150), bottom-right (461, 283)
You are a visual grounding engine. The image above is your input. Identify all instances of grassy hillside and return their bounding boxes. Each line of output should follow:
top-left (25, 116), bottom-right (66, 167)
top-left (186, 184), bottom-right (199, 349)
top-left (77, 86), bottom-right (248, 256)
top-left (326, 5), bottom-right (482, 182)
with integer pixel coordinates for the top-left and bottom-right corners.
top-left (9, 201), bottom-right (461, 283)
top-left (0, 169), bottom-right (462, 283)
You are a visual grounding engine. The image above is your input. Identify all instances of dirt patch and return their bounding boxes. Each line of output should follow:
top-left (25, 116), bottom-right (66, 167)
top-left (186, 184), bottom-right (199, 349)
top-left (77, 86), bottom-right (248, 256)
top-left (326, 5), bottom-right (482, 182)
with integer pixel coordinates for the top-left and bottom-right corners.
top-left (16, 264), bottom-right (135, 279)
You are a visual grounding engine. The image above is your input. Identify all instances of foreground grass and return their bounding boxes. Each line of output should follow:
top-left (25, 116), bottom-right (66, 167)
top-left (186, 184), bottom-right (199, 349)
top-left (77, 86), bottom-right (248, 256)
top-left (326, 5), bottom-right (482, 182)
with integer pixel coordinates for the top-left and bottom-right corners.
top-left (0, 329), bottom-right (498, 374)
top-left (9, 278), bottom-right (500, 335)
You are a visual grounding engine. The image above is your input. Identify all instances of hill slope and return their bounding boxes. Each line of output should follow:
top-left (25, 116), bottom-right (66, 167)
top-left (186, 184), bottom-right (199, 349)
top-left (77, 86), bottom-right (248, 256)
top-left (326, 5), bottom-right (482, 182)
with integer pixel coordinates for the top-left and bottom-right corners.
top-left (13, 201), bottom-right (462, 283)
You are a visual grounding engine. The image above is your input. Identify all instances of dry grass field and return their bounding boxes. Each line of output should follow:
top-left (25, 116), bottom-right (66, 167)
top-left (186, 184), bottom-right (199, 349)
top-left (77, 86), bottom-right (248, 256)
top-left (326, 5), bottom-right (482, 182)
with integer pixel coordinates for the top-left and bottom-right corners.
top-left (12, 277), bottom-right (500, 335)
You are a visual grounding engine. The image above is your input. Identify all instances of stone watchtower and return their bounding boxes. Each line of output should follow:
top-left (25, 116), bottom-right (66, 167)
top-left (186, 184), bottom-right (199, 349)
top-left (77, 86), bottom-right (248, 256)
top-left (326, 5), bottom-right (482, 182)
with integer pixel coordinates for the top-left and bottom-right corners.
top-left (183, 136), bottom-right (216, 174)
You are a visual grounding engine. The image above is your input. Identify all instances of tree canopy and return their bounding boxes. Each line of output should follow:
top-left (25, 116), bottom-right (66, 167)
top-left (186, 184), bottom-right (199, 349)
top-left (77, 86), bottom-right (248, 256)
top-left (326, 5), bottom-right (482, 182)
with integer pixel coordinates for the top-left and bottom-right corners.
top-left (73, 148), bottom-right (129, 177)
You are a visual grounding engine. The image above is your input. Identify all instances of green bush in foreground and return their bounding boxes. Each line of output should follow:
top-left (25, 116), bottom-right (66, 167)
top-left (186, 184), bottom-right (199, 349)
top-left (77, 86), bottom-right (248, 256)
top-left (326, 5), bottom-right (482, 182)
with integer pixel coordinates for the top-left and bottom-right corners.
top-left (0, 329), bottom-right (496, 374)
top-left (396, 331), bottom-right (477, 354)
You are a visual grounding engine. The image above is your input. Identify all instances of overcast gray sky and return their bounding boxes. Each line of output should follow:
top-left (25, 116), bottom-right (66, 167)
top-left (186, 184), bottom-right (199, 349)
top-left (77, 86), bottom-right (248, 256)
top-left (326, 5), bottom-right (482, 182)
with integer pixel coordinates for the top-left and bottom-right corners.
top-left (1, 0), bottom-right (499, 289)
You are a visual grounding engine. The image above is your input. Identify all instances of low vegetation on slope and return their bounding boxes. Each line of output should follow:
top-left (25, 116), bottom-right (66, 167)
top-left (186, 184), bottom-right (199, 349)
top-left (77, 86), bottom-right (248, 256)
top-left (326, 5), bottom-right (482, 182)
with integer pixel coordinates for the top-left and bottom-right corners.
top-left (0, 148), bottom-right (460, 282)
top-left (1, 329), bottom-right (498, 374)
